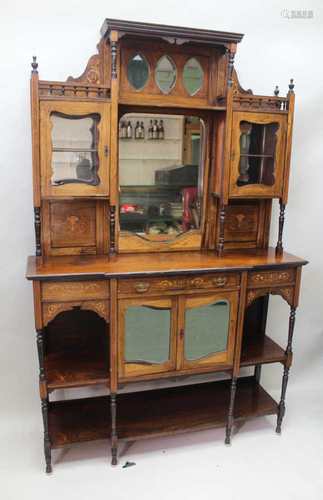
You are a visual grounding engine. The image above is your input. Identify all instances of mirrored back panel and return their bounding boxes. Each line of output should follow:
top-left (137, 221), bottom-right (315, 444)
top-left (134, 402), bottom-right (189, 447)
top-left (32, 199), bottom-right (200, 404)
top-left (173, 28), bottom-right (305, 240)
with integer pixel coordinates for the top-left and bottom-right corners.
top-left (119, 113), bottom-right (204, 242)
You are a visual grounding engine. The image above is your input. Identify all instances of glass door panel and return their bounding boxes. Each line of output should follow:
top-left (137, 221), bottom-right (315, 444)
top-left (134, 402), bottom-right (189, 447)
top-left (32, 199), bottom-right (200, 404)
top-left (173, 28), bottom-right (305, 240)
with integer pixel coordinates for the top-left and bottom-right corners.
top-left (184, 301), bottom-right (229, 360)
top-left (181, 292), bottom-right (238, 369)
top-left (229, 112), bottom-right (286, 198)
top-left (40, 101), bottom-right (110, 197)
top-left (119, 297), bottom-right (176, 377)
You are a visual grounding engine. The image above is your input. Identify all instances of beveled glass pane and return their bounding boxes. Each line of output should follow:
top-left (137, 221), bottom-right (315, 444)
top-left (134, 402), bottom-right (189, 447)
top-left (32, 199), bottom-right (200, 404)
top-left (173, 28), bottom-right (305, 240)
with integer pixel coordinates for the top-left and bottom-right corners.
top-left (155, 56), bottom-right (176, 94)
top-left (183, 58), bottom-right (204, 96)
top-left (119, 113), bottom-right (203, 240)
top-left (237, 121), bottom-right (279, 187)
top-left (184, 301), bottom-right (230, 361)
top-left (127, 53), bottom-right (149, 90)
top-left (125, 306), bottom-right (171, 364)
top-left (50, 113), bottom-right (100, 186)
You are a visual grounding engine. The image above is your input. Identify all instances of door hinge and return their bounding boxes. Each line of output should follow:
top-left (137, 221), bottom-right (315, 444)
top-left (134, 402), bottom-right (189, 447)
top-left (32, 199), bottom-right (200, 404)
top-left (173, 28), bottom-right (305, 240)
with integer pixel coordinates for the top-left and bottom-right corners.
top-left (180, 328), bottom-right (184, 340)
top-left (104, 145), bottom-right (109, 157)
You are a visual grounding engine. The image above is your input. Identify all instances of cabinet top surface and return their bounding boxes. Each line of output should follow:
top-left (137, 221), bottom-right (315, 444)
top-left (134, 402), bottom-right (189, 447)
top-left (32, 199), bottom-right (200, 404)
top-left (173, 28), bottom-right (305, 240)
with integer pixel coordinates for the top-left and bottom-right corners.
top-left (100, 18), bottom-right (244, 46)
top-left (26, 248), bottom-right (307, 281)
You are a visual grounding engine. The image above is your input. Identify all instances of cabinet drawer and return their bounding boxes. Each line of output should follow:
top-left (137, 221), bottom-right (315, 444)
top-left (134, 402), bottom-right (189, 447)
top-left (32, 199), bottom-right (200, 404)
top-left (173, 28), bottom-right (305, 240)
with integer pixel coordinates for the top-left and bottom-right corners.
top-left (248, 269), bottom-right (295, 288)
top-left (118, 273), bottom-right (240, 296)
top-left (41, 280), bottom-right (109, 302)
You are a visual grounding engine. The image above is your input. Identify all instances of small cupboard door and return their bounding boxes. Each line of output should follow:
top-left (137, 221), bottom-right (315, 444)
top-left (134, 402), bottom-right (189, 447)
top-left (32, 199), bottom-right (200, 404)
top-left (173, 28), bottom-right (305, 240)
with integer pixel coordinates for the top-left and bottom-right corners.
top-left (229, 112), bottom-right (286, 198)
top-left (179, 291), bottom-right (238, 370)
top-left (40, 101), bottom-right (110, 197)
top-left (118, 297), bottom-right (177, 377)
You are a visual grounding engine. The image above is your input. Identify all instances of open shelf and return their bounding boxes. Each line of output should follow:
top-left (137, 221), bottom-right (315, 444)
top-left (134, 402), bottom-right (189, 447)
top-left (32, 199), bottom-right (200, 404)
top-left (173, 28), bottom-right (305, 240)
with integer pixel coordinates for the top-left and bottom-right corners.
top-left (48, 376), bottom-right (278, 448)
top-left (240, 335), bottom-right (286, 367)
top-left (45, 349), bottom-right (109, 390)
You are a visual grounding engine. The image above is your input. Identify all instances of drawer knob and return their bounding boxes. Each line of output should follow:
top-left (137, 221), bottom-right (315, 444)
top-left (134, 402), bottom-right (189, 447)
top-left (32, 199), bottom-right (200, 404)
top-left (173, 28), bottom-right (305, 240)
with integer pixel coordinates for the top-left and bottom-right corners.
top-left (212, 277), bottom-right (227, 287)
top-left (134, 282), bottom-right (150, 293)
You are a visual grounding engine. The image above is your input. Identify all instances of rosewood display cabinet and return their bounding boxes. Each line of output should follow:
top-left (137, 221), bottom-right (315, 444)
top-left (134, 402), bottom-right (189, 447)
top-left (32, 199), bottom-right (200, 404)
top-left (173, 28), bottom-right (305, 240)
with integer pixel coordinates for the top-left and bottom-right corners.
top-left (26, 18), bottom-right (307, 473)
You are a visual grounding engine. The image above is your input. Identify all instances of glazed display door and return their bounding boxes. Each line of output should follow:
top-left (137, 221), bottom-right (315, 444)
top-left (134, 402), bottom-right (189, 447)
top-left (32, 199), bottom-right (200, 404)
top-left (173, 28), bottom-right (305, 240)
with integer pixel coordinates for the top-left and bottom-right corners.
top-left (40, 101), bottom-right (110, 197)
top-left (118, 297), bottom-right (177, 377)
top-left (179, 292), bottom-right (239, 370)
top-left (229, 112), bottom-right (286, 198)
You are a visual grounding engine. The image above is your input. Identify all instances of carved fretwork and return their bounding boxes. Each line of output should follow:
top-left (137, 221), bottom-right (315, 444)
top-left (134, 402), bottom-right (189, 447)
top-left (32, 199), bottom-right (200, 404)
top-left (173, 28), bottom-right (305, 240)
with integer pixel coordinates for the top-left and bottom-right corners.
top-left (41, 399), bottom-right (52, 473)
top-left (276, 201), bottom-right (286, 255)
top-left (225, 377), bottom-right (237, 444)
top-left (111, 393), bottom-right (117, 465)
top-left (276, 306), bottom-right (296, 434)
top-left (34, 207), bottom-right (42, 257)
top-left (109, 205), bottom-right (116, 254)
top-left (247, 287), bottom-right (294, 308)
top-left (110, 41), bottom-right (117, 79)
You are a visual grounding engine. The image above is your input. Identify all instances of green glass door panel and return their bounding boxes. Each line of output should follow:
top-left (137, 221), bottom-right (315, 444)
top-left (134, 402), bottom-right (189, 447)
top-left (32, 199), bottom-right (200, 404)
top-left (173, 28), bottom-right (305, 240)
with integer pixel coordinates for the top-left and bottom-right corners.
top-left (184, 301), bottom-right (230, 361)
top-left (125, 306), bottom-right (171, 364)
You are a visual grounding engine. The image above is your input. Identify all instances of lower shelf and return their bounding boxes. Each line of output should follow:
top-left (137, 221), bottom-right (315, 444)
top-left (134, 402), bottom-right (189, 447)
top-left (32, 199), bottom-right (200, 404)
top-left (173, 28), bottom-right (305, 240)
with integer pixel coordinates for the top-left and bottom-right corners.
top-left (48, 376), bottom-right (278, 448)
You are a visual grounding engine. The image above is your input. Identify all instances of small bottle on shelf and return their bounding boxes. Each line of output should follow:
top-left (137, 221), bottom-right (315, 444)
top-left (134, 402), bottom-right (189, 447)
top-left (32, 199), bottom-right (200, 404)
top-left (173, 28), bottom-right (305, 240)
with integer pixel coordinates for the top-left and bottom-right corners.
top-left (127, 121), bottom-right (133, 139)
top-left (158, 119), bottom-right (164, 140)
top-left (152, 120), bottom-right (158, 139)
top-left (135, 121), bottom-right (140, 139)
top-left (119, 121), bottom-right (126, 138)
top-left (140, 121), bottom-right (145, 139)
top-left (148, 120), bottom-right (153, 140)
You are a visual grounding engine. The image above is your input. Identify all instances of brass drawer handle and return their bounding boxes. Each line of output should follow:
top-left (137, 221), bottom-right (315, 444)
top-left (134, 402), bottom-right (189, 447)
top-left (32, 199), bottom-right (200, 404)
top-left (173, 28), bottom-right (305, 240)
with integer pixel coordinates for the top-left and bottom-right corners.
top-left (212, 277), bottom-right (227, 287)
top-left (134, 282), bottom-right (150, 293)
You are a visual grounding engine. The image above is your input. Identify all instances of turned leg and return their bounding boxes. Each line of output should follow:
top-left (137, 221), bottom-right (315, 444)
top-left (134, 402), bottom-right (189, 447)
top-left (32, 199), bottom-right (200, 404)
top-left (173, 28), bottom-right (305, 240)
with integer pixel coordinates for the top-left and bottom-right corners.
top-left (276, 306), bottom-right (296, 434)
top-left (41, 398), bottom-right (52, 473)
top-left (225, 377), bottom-right (237, 444)
top-left (254, 364), bottom-right (262, 383)
top-left (111, 393), bottom-right (118, 465)
top-left (275, 201), bottom-right (286, 255)
top-left (217, 204), bottom-right (226, 256)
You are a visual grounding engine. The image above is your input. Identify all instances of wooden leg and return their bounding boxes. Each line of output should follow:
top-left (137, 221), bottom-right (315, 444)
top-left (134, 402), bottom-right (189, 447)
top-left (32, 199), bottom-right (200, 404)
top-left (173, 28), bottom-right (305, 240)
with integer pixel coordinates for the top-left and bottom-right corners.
top-left (275, 201), bottom-right (286, 255)
top-left (41, 399), bottom-right (52, 473)
top-left (111, 393), bottom-right (118, 465)
top-left (276, 306), bottom-right (296, 433)
top-left (225, 377), bottom-right (237, 444)
top-left (217, 204), bottom-right (226, 256)
top-left (254, 364), bottom-right (262, 383)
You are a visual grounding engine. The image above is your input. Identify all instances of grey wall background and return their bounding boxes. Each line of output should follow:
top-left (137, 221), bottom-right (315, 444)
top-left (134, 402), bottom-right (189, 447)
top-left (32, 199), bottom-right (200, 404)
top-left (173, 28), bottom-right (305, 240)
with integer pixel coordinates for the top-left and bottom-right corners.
top-left (0, 0), bottom-right (322, 425)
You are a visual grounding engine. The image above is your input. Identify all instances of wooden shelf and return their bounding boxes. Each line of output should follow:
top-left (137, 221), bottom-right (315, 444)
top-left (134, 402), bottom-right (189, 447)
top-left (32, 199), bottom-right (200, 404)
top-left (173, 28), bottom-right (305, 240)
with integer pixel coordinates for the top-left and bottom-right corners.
top-left (48, 376), bottom-right (278, 448)
top-left (240, 335), bottom-right (286, 367)
top-left (45, 350), bottom-right (109, 390)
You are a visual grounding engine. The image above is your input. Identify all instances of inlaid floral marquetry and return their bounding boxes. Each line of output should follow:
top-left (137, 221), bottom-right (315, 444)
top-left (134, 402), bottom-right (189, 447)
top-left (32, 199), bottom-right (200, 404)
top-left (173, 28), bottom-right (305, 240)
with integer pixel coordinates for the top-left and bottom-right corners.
top-left (42, 281), bottom-right (109, 302)
top-left (42, 300), bottom-right (109, 326)
top-left (118, 273), bottom-right (240, 296)
top-left (246, 286), bottom-right (294, 307)
top-left (248, 269), bottom-right (295, 287)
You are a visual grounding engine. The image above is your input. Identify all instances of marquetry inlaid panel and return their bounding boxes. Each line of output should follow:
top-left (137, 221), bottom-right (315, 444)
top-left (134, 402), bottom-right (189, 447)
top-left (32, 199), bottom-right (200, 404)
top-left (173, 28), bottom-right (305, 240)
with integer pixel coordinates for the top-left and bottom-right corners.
top-left (42, 300), bottom-right (109, 326)
top-left (248, 269), bottom-right (295, 288)
top-left (118, 273), bottom-right (240, 297)
top-left (42, 281), bottom-right (109, 302)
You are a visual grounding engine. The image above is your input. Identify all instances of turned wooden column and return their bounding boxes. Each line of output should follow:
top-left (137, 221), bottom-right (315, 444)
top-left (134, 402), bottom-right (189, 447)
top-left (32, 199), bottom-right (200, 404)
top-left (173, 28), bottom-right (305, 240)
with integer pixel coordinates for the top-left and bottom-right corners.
top-left (275, 200), bottom-right (286, 255)
top-left (225, 376), bottom-right (237, 444)
top-left (36, 328), bottom-right (52, 473)
top-left (110, 393), bottom-right (118, 465)
top-left (276, 306), bottom-right (296, 433)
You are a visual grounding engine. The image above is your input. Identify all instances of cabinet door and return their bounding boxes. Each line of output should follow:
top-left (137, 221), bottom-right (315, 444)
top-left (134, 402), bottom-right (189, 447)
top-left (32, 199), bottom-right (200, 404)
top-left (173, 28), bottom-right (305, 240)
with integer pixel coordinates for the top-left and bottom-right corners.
top-left (118, 297), bottom-right (177, 378)
top-left (179, 291), bottom-right (238, 370)
top-left (229, 112), bottom-right (286, 198)
top-left (40, 101), bottom-right (110, 197)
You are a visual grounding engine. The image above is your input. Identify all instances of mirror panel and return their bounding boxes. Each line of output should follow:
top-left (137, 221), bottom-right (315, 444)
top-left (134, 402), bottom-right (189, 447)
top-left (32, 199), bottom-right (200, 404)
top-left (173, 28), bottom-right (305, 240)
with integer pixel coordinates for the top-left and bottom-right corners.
top-left (184, 300), bottom-right (230, 361)
top-left (155, 56), bottom-right (177, 94)
top-left (238, 121), bottom-right (279, 187)
top-left (127, 53), bottom-right (149, 91)
top-left (50, 113), bottom-right (100, 186)
top-left (183, 58), bottom-right (204, 96)
top-left (119, 113), bottom-right (204, 240)
top-left (125, 306), bottom-right (171, 364)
